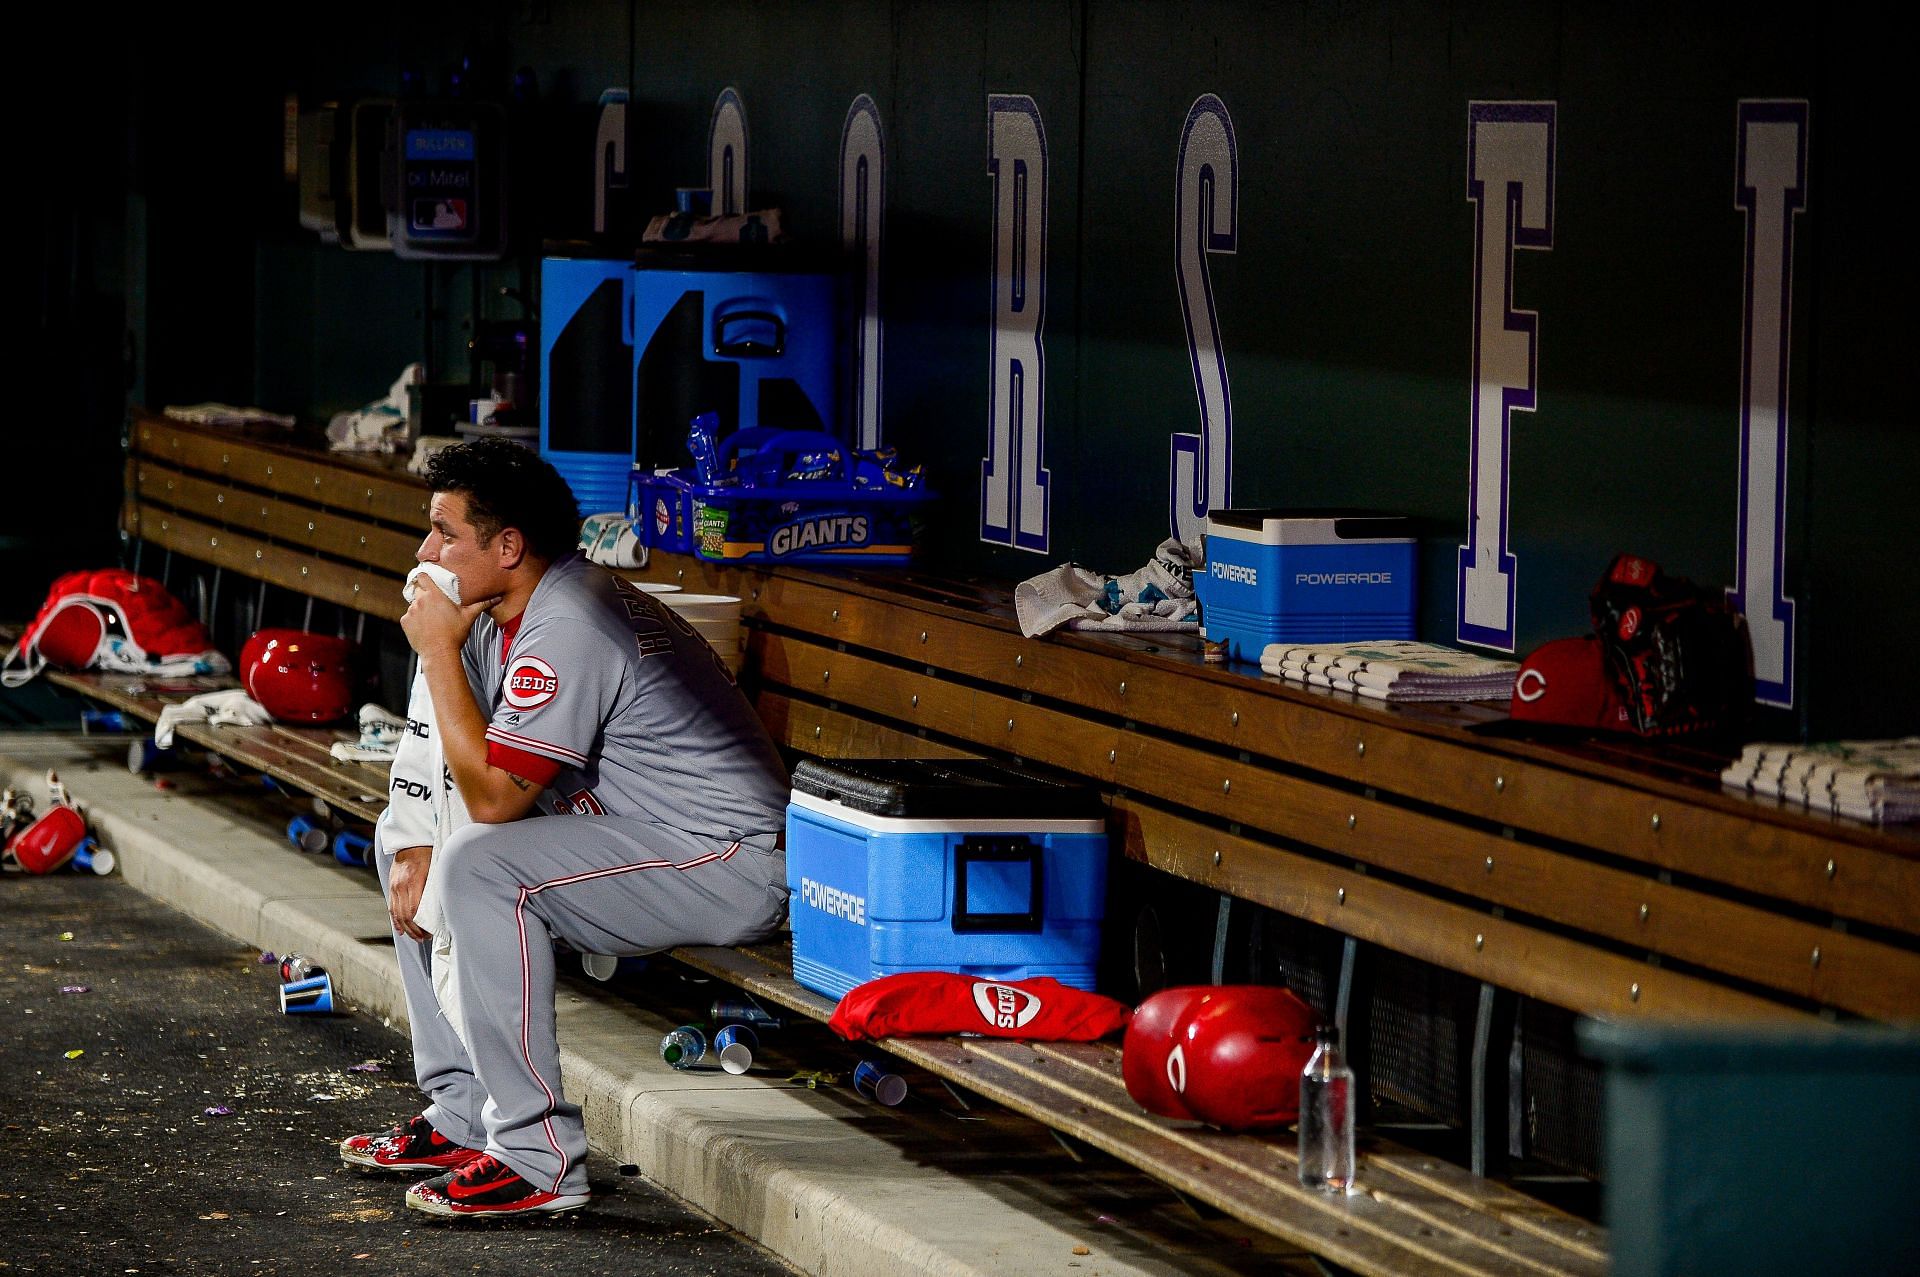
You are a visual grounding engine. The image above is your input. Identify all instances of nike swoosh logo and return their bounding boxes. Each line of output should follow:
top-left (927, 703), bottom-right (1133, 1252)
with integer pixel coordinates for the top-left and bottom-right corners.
top-left (449, 1171), bottom-right (519, 1200)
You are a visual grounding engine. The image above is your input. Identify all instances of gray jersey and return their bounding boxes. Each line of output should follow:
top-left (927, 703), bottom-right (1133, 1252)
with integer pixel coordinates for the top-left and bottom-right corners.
top-left (465, 554), bottom-right (788, 846)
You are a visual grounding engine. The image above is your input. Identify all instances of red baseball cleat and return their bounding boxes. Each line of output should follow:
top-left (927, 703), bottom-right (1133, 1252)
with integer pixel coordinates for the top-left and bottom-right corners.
top-left (340, 1114), bottom-right (485, 1173)
top-left (404, 1152), bottom-right (590, 1219)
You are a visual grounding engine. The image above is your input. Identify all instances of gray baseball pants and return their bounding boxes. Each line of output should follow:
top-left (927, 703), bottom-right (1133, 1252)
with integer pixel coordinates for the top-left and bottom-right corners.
top-left (374, 819), bottom-right (488, 1151)
top-left (394, 816), bottom-right (785, 1196)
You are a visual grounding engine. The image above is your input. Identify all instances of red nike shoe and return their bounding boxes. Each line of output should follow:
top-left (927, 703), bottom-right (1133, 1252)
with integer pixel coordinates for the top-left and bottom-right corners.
top-left (340, 1114), bottom-right (484, 1173)
top-left (404, 1152), bottom-right (590, 1218)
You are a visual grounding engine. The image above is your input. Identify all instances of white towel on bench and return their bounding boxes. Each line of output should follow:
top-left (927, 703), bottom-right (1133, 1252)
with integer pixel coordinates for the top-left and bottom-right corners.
top-left (154, 689), bottom-right (273, 749)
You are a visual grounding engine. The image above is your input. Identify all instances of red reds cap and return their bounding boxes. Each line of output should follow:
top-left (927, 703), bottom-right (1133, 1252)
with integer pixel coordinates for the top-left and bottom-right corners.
top-left (1508, 636), bottom-right (1632, 731)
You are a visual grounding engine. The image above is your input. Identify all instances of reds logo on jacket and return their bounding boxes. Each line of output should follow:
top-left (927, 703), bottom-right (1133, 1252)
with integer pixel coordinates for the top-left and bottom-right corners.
top-left (502, 655), bottom-right (559, 710)
top-left (972, 982), bottom-right (1044, 1031)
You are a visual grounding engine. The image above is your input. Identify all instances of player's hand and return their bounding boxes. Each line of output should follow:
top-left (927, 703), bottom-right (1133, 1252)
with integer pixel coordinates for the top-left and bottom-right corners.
top-left (389, 845), bottom-right (433, 942)
top-left (401, 581), bottom-right (500, 658)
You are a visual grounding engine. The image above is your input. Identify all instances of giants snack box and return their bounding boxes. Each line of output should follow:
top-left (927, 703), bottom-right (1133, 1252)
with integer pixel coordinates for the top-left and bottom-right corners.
top-left (1196, 509), bottom-right (1418, 663)
top-left (630, 427), bottom-right (933, 566)
top-left (784, 759), bottom-right (1108, 1001)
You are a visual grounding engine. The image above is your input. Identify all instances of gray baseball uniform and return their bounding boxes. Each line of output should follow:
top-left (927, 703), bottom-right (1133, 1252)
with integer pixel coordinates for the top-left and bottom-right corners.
top-left (432, 553), bottom-right (789, 1196)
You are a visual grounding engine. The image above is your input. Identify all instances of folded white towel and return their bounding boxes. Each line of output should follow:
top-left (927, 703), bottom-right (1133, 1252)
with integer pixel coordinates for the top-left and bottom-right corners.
top-left (155, 689), bottom-right (273, 749)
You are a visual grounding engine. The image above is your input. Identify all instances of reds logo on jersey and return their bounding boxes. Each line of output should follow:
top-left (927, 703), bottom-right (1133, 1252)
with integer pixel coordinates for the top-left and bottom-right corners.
top-left (503, 655), bottom-right (559, 710)
top-left (971, 982), bottom-right (1043, 1031)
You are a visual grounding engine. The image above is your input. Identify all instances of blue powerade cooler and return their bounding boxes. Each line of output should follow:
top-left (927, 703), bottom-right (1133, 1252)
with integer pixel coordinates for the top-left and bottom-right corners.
top-left (1195, 509), bottom-right (1418, 663)
top-left (784, 759), bottom-right (1109, 1001)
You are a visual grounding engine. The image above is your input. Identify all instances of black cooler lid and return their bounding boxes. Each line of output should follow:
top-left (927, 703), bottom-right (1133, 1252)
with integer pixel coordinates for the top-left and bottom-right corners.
top-left (791, 758), bottom-right (1105, 821)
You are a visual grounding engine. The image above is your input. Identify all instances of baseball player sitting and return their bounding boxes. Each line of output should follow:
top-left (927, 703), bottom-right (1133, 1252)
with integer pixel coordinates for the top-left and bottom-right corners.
top-left (338, 438), bottom-right (791, 1218)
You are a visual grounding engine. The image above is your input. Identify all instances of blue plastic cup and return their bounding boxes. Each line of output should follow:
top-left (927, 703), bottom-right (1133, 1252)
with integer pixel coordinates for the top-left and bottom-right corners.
top-left (332, 829), bottom-right (374, 867)
top-left (70, 838), bottom-right (117, 876)
top-left (714, 1024), bottom-right (759, 1075)
top-left (286, 814), bottom-right (329, 854)
top-left (126, 737), bottom-right (171, 775)
top-left (279, 973), bottom-right (334, 1015)
top-left (80, 709), bottom-right (127, 734)
top-left (854, 1059), bottom-right (908, 1107)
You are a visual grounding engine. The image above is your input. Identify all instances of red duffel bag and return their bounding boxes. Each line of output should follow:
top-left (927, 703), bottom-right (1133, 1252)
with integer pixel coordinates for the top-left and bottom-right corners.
top-left (2, 570), bottom-right (227, 688)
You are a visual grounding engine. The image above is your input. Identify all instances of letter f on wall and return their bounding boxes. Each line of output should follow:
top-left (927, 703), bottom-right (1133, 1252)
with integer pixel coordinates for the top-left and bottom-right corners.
top-left (1458, 102), bottom-right (1556, 653)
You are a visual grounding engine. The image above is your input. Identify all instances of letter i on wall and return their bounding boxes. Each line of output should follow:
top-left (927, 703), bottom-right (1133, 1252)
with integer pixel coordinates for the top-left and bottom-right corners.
top-left (840, 95), bottom-right (886, 451)
top-left (709, 88), bottom-right (749, 216)
top-left (1728, 101), bottom-right (1808, 708)
top-left (1457, 102), bottom-right (1556, 653)
top-left (1170, 94), bottom-right (1239, 552)
top-left (981, 94), bottom-right (1051, 553)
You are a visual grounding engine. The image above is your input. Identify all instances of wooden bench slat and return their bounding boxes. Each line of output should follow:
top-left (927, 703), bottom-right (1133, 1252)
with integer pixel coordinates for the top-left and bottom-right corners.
top-left (41, 671), bottom-right (390, 812)
top-left (134, 461), bottom-right (420, 576)
top-left (133, 415), bottom-right (431, 530)
top-left (128, 508), bottom-right (406, 621)
top-left (751, 692), bottom-right (976, 762)
top-left (1025, 1043), bottom-right (1606, 1265)
top-left (1113, 795), bottom-right (1803, 1021)
top-left (671, 944), bottom-right (1604, 1277)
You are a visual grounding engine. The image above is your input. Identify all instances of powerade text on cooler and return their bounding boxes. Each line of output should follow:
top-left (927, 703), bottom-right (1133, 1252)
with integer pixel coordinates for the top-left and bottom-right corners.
top-left (1195, 510), bottom-right (1418, 663)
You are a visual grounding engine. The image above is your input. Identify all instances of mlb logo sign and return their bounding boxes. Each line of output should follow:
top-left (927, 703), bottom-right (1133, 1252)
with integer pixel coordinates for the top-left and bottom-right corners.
top-left (503, 655), bottom-right (559, 710)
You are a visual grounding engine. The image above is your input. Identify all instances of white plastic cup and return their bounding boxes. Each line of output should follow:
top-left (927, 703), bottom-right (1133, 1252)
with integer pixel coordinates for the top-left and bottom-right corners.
top-left (714, 1024), bottom-right (758, 1075)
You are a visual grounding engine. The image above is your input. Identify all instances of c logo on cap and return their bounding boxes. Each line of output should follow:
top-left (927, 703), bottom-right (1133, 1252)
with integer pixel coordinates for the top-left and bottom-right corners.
top-left (1166, 1043), bottom-right (1188, 1095)
top-left (1516, 668), bottom-right (1549, 703)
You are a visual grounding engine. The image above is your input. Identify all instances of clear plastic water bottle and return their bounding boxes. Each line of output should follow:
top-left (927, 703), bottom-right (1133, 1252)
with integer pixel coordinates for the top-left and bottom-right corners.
top-left (659, 1025), bottom-right (707, 1069)
top-left (1298, 1025), bottom-right (1357, 1192)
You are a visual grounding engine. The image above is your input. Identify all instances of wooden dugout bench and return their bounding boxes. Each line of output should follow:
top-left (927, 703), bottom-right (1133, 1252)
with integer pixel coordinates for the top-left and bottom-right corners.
top-left (57, 410), bottom-right (1920, 1275)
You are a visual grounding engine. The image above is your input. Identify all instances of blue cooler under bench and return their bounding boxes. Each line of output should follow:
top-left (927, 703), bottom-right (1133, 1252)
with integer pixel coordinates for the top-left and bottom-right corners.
top-left (784, 759), bottom-right (1109, 1001)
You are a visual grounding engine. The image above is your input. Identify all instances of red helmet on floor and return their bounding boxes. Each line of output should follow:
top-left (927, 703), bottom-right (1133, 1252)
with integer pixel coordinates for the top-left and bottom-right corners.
top-left (1122, 986), bottom-right (1210, 1119)
top-left (8, 804), bottom-right (87, 874)
top-left (241, 630), bottom-right (355, 724)
top-left (1171, 986), bottom-right (1319, 1131)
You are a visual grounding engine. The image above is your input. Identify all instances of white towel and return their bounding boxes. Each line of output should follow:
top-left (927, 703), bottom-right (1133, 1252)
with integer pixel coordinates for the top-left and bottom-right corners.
top-left (154, 689), bottom-right (273, 749)
top-left (325, 363), bottom-right (422, 454)
top-left (329, 703), bottom-right (410, 763)
top-left (579, 512), bottom-right (649, 569)
top-left (391, 563), bottom-right (476, 1045)
top-left (1015, 538), bottom-right (1199, 638)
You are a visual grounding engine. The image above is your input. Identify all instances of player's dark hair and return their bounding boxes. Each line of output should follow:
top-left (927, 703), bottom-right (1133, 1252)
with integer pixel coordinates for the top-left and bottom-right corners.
top-left (424, 438), bottom-right (581, 561)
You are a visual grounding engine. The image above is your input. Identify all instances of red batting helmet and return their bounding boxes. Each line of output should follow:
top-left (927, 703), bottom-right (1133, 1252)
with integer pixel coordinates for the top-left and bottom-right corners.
top-left (1122, 986), bottom-right (1211, 1120)
top-left (241, 630), bottom-right (355, 725)
top-left (1169, 985), bottom-right (1319, 1131)
top-left (8, 804), bottom-right (87, 874)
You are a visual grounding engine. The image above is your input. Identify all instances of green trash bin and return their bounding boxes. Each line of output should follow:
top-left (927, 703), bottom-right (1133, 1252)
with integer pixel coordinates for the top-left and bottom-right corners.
top-left (1579, 1020), bottom-right (1920, 1277)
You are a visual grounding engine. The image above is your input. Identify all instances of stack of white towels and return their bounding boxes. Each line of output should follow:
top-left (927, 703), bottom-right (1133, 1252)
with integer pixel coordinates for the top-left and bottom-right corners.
top-left (1259, 639), bottom-right (1519, 703)
top-left (1720, 738), bottom-right (1920, 825)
